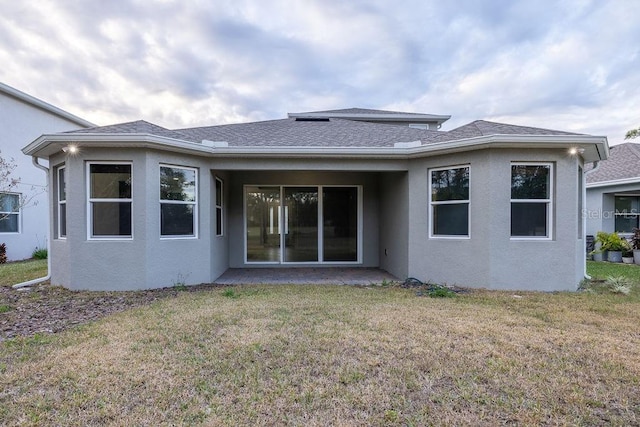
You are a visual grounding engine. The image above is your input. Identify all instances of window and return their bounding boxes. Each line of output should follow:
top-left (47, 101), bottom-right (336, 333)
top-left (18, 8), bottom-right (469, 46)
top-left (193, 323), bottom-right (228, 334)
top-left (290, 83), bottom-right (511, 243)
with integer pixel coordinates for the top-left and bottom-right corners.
top-left (215, 177), bottom-right (223, 236)
top-left (0, 192), bottom-right (20, 233)
top-left (429, 166), bottom-right (470, 237)
top-left (160, 165), bottom-right (197, 237)
top-left (88, 163), bottom-right (132, 238)
top-left (614, 196), bottom-right (640, 232)
top-left (57, 166), bottom-right (66, 238)
top-left (511, 163), bottom-right (552, 238)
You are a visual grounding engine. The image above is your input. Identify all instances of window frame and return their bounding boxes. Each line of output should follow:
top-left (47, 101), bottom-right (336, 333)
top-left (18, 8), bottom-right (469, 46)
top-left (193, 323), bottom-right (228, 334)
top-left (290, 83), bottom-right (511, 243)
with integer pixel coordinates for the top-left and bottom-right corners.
top-left (510, 162), bottom-right (553, 240)
top-left (56, 165), bottom-right (67, 239)
top-left (0, 192), bottom-right (21, 234)
top-left (159, 164), bottom-right (198, 239)
top-left (428, 164), bottom-right (471, 239)
top-left (86, 161), bottom-right (133, 240)
top-left (215, 176), bottom-right (224, 237)
top-left (613, 194), bottom-right (640, 233)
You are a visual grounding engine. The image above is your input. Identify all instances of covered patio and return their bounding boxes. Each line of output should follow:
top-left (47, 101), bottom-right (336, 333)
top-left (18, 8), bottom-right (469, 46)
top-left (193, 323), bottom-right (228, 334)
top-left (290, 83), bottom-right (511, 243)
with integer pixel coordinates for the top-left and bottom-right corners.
top-left (213, 267), bottom-right (398, 285)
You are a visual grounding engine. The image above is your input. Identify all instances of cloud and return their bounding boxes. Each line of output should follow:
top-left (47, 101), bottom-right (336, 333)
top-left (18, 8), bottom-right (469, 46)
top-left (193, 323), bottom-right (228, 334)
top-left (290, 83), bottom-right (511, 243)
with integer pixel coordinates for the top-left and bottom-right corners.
top-left (0, 0), bottom-right (638, 143)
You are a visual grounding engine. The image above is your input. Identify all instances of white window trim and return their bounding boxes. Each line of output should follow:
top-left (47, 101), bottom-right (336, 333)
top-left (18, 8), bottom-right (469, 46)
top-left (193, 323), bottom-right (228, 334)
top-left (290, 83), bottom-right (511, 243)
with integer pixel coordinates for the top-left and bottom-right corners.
top-left (613, 194), bottom-right (640, 234)
top-left (86, 161), bottom-right (133, 240)
top-left (243, 184), bottom-right (362, 265)
top-left (215, 176), bottom-right (224, 237)
top-left (510, 162), bottom-right (553, 241)
top-left (159, 164), bottom-right (198, 239)
top-left (428, 164), bottom-right (471, 239)
top-left (0, 192), bottom-right (21, 234)
top-left (57, 165), bottom-right (66, 239)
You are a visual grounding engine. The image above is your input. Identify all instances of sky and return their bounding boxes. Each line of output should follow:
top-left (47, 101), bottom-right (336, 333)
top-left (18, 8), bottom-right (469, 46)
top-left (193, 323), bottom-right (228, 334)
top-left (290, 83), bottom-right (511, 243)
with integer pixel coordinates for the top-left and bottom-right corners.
top-left (1, 0), bottom-right (639, 144)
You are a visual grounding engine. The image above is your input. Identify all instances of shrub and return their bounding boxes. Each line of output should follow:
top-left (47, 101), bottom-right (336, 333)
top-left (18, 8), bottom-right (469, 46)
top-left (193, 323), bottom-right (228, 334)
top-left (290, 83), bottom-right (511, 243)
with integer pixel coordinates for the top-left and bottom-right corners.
top-left (605, 276), bottom-right (633, 295)
top-left (0, 243), bottom-right (6, 264)
top-left (32, 247), bottom-right (48, 260)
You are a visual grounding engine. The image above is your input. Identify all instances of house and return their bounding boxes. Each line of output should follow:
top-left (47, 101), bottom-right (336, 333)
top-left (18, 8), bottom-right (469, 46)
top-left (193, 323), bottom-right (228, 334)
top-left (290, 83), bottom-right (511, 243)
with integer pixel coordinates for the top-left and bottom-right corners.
top-left (585, 142), bottom-right (640, 237)
top-left (22, 108), bottom-right (608, 291)
top-left (0, 82), bottom-right (93, 261)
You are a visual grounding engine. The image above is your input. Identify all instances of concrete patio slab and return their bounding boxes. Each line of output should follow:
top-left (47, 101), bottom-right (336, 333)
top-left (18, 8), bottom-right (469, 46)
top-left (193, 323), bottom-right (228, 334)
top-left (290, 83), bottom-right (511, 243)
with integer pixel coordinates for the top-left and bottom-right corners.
top-left (214, 268), bottom-right (398, 285)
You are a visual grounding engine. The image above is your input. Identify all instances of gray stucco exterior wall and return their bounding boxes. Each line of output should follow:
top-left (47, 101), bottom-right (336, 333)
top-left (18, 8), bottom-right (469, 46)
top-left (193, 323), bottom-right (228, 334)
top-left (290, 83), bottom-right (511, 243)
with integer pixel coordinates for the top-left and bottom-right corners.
top-left (50, 148), bottom-right (223, 290)
top-left (405, 148), bottom-right (584, 291)
top-left (378, 172), bottom-right (409, 279)
top-left (47, 145), bottom-right (587, 291)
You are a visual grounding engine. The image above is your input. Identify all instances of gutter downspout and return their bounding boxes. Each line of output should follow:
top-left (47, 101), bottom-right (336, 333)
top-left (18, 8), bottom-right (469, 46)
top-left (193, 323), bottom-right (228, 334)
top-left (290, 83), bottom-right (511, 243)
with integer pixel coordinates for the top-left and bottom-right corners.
top-left (12, 157), bottom-right (51, 289)
top-left (582, 160), bottom-right (601, 281)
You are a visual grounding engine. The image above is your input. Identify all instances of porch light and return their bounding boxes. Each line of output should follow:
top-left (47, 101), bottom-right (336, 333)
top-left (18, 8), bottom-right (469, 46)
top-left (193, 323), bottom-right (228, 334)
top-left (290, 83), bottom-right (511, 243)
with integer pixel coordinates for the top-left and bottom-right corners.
top-left (62, 144), bottom-right (79, 155)
top-left (568, 147), bottom-right (584, 156)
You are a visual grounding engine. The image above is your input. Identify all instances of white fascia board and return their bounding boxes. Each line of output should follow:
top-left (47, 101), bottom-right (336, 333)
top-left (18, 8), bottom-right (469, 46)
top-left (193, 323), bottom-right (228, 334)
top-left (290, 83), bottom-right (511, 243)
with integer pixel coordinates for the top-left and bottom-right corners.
top-left (586, 177), bottom-right (640, 189)
top-left (0, 82), bottom-right (96, 128)
top-left (22, 133), bottom-right (212, 157)
top-left (24, 132), bottom-right (609, 162)
top-left (403, 134), bottom-right (608, 162)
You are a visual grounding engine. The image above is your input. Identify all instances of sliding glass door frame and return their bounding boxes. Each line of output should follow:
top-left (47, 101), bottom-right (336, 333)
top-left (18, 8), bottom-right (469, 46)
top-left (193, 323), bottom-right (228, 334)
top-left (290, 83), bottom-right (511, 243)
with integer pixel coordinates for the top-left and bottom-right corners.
top-left (243, 184), bottom-right (363, 265)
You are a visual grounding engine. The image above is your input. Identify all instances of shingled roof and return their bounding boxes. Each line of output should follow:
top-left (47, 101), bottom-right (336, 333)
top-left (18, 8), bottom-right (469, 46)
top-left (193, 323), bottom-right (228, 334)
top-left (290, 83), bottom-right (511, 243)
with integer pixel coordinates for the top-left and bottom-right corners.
top-left (62, 113), bottom-right (589, 149)
top-left (176, 117), bottom-right (441, 147)
top-left (65, 120), bottom-right (191, 141)
top-left (586, 142), bottom-right (640, 184)
top-left (431, 120), bottom-right (581, 143)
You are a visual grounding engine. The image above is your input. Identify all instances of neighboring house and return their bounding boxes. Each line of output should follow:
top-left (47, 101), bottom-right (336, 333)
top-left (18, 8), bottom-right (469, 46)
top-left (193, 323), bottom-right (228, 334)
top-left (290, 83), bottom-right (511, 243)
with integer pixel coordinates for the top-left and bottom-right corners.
top-left (0, 83), bottom-right (94, 261)
top-left (22, 108), bottom-right (608, 291)
top-left (585, 142), bottom-right (640, 238)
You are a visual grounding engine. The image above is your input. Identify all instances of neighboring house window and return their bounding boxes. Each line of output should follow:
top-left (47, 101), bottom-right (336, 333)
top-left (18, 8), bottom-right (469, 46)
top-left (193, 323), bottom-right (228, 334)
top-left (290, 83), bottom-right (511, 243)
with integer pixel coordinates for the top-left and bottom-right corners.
top-left (215, 177), bottom-right (223, 236)
top-left (160, 165), bottom-right (197, 237)
top-left (429, 165), bottom-right (470, 237)
top-left (57, 166), bottom-right (67, 238)
top-left (614, 196), bottom-right (640, 232)
top-left (0, 192), bottom-right (20, 233)
top-left (511, 163), bottom-right (552, 238)
top-left (88, 163), bottom-right (132, 238)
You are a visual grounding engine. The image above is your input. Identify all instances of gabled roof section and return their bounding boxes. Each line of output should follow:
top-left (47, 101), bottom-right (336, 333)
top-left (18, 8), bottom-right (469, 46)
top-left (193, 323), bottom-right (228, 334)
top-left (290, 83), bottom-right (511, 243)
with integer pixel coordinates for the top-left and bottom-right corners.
top-left (0, 82), bottom-right (95, 128)
top-left (432, 120), bottom-right (582, 143)
top-left (177, 117), bottom-right (441, 147)
top-left (586, 142), bottom-right (640, 184)
top-left (288, 107), bottom-right (451, 127)
top-left (66, 120), bottom-right (192, 141)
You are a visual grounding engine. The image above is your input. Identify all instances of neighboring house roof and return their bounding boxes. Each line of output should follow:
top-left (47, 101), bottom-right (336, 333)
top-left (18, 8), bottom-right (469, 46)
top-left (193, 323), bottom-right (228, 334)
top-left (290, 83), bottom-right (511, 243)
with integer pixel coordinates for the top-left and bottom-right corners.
top-left (586, 142), bottom-right (640, 185)
top-left (0, 82), bottom-right (95, 128)
top-left (432, 120), bottom-right (581, 143)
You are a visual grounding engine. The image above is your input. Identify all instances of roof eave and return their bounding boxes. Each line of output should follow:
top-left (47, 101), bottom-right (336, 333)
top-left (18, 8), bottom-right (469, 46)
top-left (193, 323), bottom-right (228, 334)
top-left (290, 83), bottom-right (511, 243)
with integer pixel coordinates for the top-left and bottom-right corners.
top-left (586, 177), bottom-right (640, 189)
top-left (23, 133), bottom-right (609, 162)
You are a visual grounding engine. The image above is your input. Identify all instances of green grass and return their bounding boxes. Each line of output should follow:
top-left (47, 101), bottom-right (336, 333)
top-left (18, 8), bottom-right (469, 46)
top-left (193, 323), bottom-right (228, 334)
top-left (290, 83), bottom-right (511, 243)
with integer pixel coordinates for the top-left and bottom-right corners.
top-left (587, 260), bottom-right (640, 282)
top-left (2, 284), bottom-right (640, 425)
top-left (0, 259), bottom-right (48, 286)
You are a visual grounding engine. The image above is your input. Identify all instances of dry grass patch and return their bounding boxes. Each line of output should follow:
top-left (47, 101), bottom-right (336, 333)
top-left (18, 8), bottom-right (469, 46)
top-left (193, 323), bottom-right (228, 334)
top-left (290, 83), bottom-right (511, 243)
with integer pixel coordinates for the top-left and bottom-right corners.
top-left (2, 285), bottom-right (640, 425)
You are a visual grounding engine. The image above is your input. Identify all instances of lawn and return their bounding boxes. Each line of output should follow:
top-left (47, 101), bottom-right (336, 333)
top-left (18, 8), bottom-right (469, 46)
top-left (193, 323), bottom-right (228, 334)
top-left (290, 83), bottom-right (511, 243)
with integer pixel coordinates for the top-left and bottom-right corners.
top-left (0, 259), bottom-right (47, 286)
top-left (2, 283), bottom-right (640, 425)
top-left (587, 259), bottom-right (640, 282)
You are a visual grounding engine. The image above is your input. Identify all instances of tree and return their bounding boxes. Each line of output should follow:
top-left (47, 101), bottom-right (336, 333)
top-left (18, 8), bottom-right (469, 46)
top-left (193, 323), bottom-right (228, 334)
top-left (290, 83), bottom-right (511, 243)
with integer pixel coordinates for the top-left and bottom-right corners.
top-left (0, 151), bottom-right (20, 223)
top-left (626, 127), bottom-right (640, 140)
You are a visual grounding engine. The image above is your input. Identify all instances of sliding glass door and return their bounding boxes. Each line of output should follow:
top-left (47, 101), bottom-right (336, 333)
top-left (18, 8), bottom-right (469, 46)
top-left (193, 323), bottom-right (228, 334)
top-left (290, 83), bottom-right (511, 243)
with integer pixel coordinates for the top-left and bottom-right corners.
top-left (284, 187), bottom-right (319, 262)
top-left (245, 185), bottom-right (360, 264)
top-left (246, 186), bottom-right (281, 262)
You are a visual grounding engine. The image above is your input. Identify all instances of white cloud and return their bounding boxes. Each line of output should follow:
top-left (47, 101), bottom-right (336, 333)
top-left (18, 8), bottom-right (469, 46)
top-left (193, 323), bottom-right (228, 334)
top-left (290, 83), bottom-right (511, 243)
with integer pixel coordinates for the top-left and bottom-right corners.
top-left (0, 0), bottom-right (638, 144)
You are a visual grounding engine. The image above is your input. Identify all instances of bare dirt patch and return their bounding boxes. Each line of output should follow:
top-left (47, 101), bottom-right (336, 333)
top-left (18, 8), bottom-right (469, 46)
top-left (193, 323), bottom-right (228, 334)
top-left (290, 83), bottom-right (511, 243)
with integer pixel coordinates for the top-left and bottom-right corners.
top-left (0, 282), bottom-right (223, 341)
